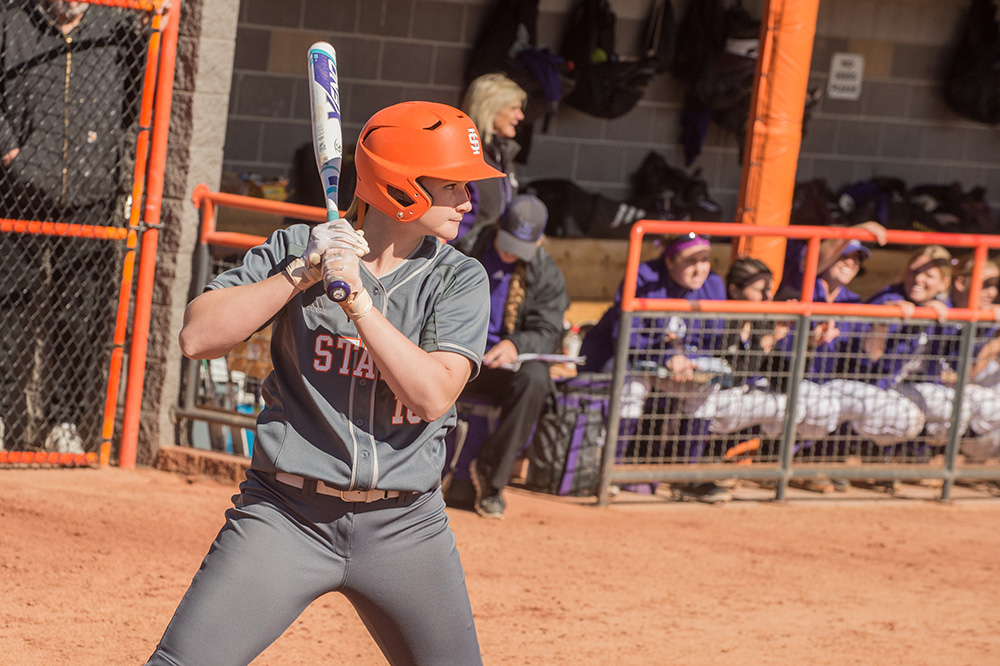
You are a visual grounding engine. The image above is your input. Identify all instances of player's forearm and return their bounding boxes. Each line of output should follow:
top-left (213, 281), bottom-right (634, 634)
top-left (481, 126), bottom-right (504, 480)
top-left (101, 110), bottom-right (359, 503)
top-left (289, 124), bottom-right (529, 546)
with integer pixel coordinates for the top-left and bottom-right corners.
top-left (353, 311), bottom-right (470, 422)
top-left (179, 275), bottom-right (295, 359)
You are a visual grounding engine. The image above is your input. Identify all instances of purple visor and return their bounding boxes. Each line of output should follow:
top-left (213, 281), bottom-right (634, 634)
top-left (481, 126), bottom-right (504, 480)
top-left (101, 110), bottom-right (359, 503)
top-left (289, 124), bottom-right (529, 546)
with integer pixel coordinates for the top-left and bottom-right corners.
top-left (663, 233), bottom-right (710, 258)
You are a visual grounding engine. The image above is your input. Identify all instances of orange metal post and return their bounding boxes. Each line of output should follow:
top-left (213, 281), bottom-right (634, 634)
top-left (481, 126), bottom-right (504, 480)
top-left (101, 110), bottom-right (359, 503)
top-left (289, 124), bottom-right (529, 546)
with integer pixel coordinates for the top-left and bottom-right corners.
top-left (734, 0), bottom-right (821, 286)
top-left (118, 0), bottom-right (180, 469)
top-left (100, 7), bottom-right (164, 466)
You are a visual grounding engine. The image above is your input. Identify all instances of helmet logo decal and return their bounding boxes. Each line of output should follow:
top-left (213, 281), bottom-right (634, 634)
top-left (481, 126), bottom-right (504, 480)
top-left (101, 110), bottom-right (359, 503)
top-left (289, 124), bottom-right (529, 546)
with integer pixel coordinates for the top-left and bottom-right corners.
top-left (468, 128), bottom-right (481, 155)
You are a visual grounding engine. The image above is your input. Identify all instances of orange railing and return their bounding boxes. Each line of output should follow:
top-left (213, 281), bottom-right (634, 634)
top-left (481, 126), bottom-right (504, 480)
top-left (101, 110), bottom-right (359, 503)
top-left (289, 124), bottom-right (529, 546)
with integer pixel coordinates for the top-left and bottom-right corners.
top-left (192, 184), bottom-right (326, 249)
top-left (622, 221), bottom-right (1000, 322)
top-left (178, 188), bottom-right (326, 439)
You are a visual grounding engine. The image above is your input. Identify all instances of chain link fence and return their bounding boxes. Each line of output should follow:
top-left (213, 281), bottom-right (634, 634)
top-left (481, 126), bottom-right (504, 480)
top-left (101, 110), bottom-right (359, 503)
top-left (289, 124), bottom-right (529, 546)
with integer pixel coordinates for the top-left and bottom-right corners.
top-left (611, 313), bottom-right (1000, 473)
top-left (0, 1), bottom-right (155, 460)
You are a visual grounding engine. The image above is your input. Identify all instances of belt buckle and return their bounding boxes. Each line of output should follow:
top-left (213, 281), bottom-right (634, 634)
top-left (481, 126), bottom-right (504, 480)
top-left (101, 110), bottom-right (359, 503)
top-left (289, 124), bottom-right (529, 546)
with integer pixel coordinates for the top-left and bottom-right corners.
top-left (340, 489), bottom-right (373, 502)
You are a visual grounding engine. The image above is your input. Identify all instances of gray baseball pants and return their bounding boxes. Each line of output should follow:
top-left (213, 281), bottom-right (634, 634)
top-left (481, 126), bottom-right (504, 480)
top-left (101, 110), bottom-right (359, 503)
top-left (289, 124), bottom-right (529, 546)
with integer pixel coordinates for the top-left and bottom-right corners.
top-left (144, 470), bottom-right (482, 666)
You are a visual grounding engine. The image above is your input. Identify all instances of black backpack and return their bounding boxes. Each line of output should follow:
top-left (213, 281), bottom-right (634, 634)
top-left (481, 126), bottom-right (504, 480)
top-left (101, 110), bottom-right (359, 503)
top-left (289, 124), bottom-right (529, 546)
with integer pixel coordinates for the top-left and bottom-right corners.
top-left (559, 0), bottom-right (675, 119)
top-left (628, 150), bottom-right (723, 222)
top-left (674, 0), bottom-right (760, 164)
top-left (525, 374), bottom-right (613, 497)
top-left (523, 178), bottom-right (646, 239)
top-left (943, 0), bottom-right (1000, 124)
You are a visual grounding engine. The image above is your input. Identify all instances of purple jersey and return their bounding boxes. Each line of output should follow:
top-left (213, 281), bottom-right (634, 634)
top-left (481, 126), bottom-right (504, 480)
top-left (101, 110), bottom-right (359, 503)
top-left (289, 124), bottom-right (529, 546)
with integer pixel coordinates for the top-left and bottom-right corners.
top-left (580, 254), bottom-right (726, 372)
top-left (862, 284), bottom-right (955, 388)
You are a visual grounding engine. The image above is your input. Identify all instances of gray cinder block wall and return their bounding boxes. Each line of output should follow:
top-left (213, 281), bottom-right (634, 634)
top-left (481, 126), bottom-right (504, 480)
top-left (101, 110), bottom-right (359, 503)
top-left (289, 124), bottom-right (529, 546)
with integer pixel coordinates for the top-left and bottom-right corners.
top-left (222, 0), bottom-right (999, 221)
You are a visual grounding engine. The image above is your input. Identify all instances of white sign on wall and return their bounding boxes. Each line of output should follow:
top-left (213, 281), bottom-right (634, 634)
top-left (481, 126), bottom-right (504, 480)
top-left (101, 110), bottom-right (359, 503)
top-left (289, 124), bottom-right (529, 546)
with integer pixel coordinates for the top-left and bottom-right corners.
top-left (828, 53), bottom-right (865, 101)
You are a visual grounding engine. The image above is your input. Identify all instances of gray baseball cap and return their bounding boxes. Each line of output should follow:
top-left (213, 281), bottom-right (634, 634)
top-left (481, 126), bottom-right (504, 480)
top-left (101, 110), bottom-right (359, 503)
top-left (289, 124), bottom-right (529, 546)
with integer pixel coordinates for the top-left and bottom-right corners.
top-left (496, 194), bottom-right (547, 261)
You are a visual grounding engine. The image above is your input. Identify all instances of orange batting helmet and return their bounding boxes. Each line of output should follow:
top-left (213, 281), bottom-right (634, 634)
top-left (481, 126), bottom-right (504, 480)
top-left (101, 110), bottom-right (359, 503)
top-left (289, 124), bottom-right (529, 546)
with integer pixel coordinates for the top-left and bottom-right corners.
top-left (353, 101), bottom-right (505, 221)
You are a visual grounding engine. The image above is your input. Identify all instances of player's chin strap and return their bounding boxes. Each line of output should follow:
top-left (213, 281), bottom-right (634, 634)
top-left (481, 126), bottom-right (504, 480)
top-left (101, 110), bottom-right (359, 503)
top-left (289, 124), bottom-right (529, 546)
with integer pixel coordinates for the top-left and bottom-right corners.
top-left (355, 200), bottom-right (367, 232)
top-left (340, 201), bottom-right (372, 321)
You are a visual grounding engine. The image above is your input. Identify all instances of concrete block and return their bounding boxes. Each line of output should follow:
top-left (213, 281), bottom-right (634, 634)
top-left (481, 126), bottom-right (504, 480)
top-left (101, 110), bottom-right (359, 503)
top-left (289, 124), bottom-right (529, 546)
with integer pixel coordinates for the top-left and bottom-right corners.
top-left (834, 119), bottom-right (882, 156)
top-left (845, 39), bottom-right (893, 79)
top-left (890, 44), bottom-right (943, 81)
top-left (334, 36), bottom-right (382, 83)
top-left (156, 444), bottom-right (249, 485)
top-left (303, 0), bottom-right (359, 32)
top-left (233, 74), bottom-right (295, 118)
top-left (413, 1), bottom-right (464, 42)
top-left (907, 83), bottom-right (952, 121)
top-left (383, 42), bottom-right (434, 83)
top-left (224, 119), bottom-right (261, 162)
top-left (921, 125), bottom-right (971, 162)
top-left (260, 120), bottom-right (312, 163)
top-left (269, 30), bottom-right (320, 75)
top-left (576, 144), bottom-right (625, 183)
top-left (823, 0), bottom-right (877, 40)
top-left (244, 0), bottom-right (301, 28)
top-left (605, 106), bottom-right (654, 143)
top-left (199, 0), bottom-right (240, 37)
top-left (862, 81), bottom-right (909, 119)
top-left (234, 27), bottom-right (270, 73)
top-left (360, 0), bottom-right (411, 38)
top-left (434, 45), bottom-right (466, 87)
top-left (879, 122), bottom-right (923, 160)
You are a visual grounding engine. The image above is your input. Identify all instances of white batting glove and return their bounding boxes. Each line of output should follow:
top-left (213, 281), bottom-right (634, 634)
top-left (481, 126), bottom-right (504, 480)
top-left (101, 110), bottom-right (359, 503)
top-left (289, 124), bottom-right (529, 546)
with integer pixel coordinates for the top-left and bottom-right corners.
top-left (326, 219), bottom-right (370, 259)
top-left (285, 221), bottom-right (368, 291)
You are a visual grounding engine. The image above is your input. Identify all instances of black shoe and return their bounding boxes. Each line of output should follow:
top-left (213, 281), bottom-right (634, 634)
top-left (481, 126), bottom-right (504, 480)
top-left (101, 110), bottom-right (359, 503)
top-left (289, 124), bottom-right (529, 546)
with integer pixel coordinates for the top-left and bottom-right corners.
top-left (469, 459), bottom-right (504, 518)
top-left (674, 482), bottom-right (732, 504)
top-left (476, 493), bottom-right (505, 519)
top-left (831, 478), bottom-right (851, 493)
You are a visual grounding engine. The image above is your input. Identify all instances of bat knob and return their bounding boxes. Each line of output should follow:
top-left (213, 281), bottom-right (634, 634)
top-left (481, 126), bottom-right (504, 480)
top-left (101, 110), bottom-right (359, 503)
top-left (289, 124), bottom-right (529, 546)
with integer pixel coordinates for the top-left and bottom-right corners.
top-left (326, 279), bottom-right (351, 302)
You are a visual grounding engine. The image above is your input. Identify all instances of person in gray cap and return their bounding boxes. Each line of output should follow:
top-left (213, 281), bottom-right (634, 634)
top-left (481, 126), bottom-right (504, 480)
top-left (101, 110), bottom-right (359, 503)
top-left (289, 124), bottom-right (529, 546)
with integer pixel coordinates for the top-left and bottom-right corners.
top-left (459, 194), bottom-right (570, 518)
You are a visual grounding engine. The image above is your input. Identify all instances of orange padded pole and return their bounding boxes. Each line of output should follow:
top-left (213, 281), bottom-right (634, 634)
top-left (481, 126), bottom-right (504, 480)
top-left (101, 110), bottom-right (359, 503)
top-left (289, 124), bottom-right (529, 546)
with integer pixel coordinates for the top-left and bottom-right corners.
top-left (119, 0), bottom-right (180, 469)
top-left (733, 0), bottom-right (820, 286)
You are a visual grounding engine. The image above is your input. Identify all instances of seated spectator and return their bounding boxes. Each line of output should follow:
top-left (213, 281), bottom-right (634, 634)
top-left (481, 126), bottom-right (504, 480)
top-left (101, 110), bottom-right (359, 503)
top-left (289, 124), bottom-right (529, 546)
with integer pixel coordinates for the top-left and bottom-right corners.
top-left (700, 257), bottom-right (789, 439)
top-left (579, 233), bottom-right (731, 503)
top-left (775, 221), bottom-right (887, 301)
top-left (946, 254), bottom-right (1000, 461)
top-left (958, 253), bottom-right (1000, 388)
top-left (713, 258), bottom-right (842, 450)
top-left (775, 239), bottom-right (917, 490)
top-left (452, 73), bottom-right (527, 253)
top-left (461, 194), bottom-right (569, 519)
top-left (772, 239), bottom-right (924, 451)
top-left (860, 245), bottom-right (958, 446)
top-left (580, 233), bottom-right (726, 374)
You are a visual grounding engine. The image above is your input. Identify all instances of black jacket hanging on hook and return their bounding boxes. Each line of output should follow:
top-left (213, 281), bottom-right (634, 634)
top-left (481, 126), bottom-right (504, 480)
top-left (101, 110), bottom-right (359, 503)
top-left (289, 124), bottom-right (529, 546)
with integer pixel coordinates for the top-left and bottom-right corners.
top-left (559, 0), bottom-right (675, 119)
top-left (943, 0), bottom-right (1000, 124)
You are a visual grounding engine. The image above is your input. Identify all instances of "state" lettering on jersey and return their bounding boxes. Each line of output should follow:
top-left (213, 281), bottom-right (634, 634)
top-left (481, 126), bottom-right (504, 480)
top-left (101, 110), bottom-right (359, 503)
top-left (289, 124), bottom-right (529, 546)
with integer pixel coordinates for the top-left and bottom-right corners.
top-left (312, 334), bottom-right (423, 425)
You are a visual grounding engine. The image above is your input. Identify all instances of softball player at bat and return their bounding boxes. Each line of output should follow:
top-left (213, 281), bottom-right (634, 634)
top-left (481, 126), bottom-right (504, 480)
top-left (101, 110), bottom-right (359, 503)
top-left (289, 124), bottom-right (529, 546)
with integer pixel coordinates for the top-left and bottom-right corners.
top-left (144, 101), bottom-right (503, 666)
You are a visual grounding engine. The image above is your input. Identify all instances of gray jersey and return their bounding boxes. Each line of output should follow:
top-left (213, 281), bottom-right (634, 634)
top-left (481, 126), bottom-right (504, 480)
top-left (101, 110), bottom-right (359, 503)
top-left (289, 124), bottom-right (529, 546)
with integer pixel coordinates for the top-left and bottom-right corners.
top-left (209, 224), bottom-right (490, 493)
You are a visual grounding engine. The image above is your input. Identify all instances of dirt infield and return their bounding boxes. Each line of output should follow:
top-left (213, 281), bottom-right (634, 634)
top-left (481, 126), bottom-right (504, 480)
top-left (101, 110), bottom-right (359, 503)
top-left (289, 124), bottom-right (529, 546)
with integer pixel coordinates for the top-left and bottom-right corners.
top-left (2, 466), bottom-right (1000, 665)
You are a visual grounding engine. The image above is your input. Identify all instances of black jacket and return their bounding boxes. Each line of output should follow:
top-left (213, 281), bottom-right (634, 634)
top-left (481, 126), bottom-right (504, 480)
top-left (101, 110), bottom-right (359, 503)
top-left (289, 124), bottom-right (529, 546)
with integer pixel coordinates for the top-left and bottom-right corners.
top-left (467, 226), bottom-right (569, 355)
top-left (0, 1), bottom-right (143, 215)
